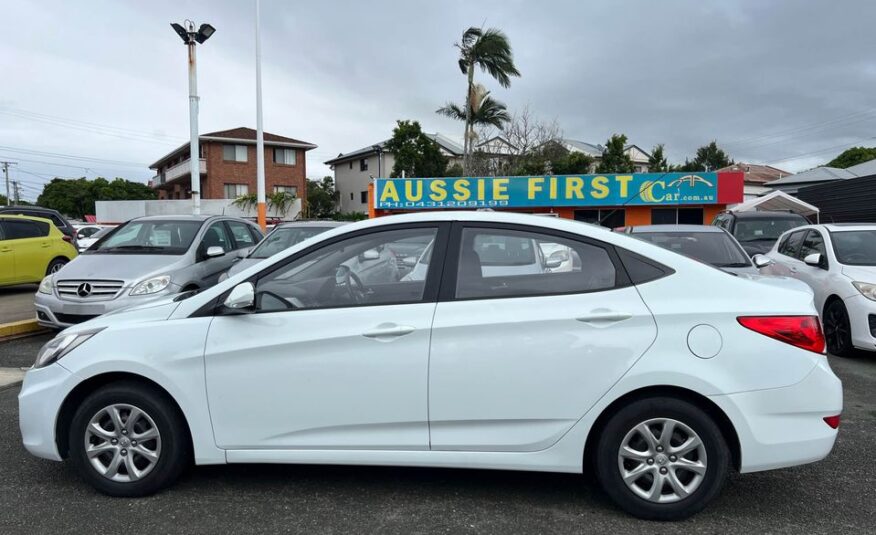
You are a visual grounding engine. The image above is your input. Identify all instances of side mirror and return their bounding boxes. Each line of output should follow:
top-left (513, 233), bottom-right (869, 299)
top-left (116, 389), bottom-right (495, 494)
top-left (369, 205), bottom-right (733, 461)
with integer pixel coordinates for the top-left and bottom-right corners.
top-left (544, 250), bottom-right (570, 269)
top-left (206, 246), bottom-right (225, 258)
top-left (358, 249), bottom-right (380, 261)
top-left (402, 256), bottom-right (418, 267)
top-left (752, 254), bottom-right (773, 268)
top-left (223, 282), bottom-right (255, 312)
top-left (804, 253), bottom-right (824, 268)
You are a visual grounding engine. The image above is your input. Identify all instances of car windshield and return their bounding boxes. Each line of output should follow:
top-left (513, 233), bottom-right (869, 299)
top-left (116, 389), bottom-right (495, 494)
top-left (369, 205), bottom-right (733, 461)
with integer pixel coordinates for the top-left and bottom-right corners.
top-left (87, 220), bottom-right (202, 255)
top-left (635, 231), bottom-right (752, 268)
top-left (831, 230), bottom-right (876, 266)
top-left (734, 217), bottom-right (806, 242)
top-left (249, 227), bottom-right (333, 259)
top-left (474, 235), bottom-right (536, 266)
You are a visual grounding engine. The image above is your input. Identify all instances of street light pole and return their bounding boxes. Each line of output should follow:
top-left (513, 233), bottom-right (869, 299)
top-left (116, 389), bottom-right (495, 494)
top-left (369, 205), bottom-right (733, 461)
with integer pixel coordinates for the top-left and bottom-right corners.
top-left (171, 20), bottom-right (216, 216)
top-left (255, 0), bottom-right (266, 231)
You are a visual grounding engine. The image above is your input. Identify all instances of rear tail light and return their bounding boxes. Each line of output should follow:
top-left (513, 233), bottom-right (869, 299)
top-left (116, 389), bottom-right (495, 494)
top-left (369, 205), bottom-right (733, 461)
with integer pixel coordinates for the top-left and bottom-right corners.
top-left (823, 415), bottom-right (841, 429)
top-left (737, 315), bottom-right (825, 354)
top-left (62, 235), bottom-right (73, 243)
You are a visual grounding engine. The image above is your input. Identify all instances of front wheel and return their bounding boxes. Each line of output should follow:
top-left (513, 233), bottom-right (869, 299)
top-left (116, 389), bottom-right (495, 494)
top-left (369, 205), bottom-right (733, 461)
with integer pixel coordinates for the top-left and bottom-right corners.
top-left (68, 382), bottom-right (189, 496)
top-left (824, 299), bottom-right (855, 357)
top-left (594, 397), bottom-right (730, 520)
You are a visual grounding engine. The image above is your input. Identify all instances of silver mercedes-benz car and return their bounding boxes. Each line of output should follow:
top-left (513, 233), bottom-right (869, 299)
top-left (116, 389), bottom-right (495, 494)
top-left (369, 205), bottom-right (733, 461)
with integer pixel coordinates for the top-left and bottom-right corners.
top-left (35, 215), bottom-right (263, 329)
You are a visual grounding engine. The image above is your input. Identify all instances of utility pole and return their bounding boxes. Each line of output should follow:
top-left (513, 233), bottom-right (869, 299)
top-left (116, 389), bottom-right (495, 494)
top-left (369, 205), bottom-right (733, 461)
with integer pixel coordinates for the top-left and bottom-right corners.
top-left (1, 161), bottom-right (17, 206)
top-left (11, 180), bottom-right (21, 204)
top-left (254, 0), bottom-right (267, 231)
top-left (170, 20), bottom-right (216, 216)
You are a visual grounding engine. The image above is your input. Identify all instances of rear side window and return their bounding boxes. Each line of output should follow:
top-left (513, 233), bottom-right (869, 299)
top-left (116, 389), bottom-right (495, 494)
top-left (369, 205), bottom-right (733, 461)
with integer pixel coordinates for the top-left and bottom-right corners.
top-left (616, 248), bottom-right (674, 284)
top-left (2, 220), bottom-right (48, 239)
top-left (455, 227), bottom-right (619, 300)
top-left (226, 221), bottom-right (256, 249)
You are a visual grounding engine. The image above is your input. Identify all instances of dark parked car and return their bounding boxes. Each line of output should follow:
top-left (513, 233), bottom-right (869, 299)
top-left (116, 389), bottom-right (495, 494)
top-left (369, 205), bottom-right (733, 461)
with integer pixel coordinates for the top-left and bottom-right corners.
top-left (0, 206), bottom-right (77, 247)
top-left (712, 210), bottom-right (808, 257)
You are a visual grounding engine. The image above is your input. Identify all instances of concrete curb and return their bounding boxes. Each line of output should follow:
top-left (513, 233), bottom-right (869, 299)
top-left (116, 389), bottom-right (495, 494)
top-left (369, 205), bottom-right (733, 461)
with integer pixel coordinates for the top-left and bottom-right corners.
top-left (0, 319), bottom-right (47, 341)
top-left (0, 367), bottom-right (26, 392)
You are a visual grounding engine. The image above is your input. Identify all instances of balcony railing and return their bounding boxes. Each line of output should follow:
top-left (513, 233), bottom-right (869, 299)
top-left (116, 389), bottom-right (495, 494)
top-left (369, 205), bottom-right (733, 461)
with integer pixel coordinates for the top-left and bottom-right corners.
top-left (154, 158), bottom-right (207, 185)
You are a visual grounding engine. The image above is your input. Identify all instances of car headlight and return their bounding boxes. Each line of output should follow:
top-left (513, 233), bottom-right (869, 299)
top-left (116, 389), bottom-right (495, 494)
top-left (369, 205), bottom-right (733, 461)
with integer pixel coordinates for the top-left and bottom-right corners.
top-left (38, 276), bottom-right (54, 295)
top-left (852, 281), bottom-right (876, 301)
top-left (34, 328), bottom-right (104, 368)
top-left (130, 275), bottom-right (171, 296)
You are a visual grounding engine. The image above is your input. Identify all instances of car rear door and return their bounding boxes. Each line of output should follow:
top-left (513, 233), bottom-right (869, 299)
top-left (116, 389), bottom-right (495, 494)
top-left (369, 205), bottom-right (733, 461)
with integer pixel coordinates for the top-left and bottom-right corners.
top-left (428, 223), bottom-right (658, 452)
top-left (1, 219), bottom-right (51, 283)
top-left (0, 221), bottom-right (14, 284)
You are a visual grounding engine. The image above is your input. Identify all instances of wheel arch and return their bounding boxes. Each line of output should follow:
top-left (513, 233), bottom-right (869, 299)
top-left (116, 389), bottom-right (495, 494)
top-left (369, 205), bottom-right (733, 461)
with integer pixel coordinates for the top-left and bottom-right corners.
top-left (822, 294), bottom-right (845, 316)
top-left (55, 372), bottom-right (194, 459)
top-left (582, 385), bottom-right (741, 472)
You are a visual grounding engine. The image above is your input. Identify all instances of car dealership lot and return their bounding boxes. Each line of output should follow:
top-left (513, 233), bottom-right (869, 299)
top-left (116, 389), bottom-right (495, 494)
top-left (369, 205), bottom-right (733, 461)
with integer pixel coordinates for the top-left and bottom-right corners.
top-left (1, 335), bottom-right (874, 533)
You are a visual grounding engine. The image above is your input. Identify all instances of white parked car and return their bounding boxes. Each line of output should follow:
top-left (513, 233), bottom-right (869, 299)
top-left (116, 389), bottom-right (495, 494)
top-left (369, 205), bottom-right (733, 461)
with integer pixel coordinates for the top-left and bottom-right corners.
top-left (74, 225), bottom-right (114, 252)
top-left (19, 212), bottom-right (841, 520)
top-left (761, 223), bottom-right (876, 356)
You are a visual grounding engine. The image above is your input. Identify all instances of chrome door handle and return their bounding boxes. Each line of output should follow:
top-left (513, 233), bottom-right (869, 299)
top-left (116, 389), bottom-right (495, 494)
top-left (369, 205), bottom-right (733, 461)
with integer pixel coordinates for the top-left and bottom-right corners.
top-left (576, 312), bottom-right (633, 323)
top-left (362, 324), bottom-right (416, 340)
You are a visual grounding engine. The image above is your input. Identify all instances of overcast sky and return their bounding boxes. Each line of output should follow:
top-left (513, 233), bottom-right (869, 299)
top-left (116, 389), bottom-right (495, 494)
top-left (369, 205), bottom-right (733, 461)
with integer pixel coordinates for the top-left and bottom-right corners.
top-left (2, 0), bottom-right (875, 201)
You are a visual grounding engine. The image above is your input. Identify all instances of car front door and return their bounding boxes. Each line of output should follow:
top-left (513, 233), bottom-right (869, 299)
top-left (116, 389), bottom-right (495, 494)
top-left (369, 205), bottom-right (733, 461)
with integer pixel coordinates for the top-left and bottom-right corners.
top-left (204, 223), bottom-right (448, 450)
top-left (795, 229), bottom-right (831, 311)
top-left (193, 221), bottom-right (236, 287)
top-left (428, 223), bottom-right (658, 452)
top-left (765, 229), bottom-right (807, 277)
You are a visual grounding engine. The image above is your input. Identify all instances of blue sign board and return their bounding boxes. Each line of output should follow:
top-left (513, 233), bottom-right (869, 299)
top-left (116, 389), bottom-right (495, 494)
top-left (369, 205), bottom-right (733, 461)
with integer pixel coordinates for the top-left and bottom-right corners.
top-left (374, 173), bottom-right (719, 210)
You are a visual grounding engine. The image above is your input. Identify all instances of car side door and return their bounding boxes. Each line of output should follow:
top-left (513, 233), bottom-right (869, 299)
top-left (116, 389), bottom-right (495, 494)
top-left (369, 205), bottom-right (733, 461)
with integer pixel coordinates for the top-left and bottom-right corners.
top-left (0, 221), bottom-right (13, 284)
top-left (1, 219), bottom-right (51, 283)
top-left (765, 229), bottom-right (807, 278)
top-left (192, 220), bottom-right (236, 287)
top-left (795, 229), bottom-right (831, 311)
top-left (428, 223), bottom-right (658, 452)
top-left (204, 223), bottom-right (448, 450)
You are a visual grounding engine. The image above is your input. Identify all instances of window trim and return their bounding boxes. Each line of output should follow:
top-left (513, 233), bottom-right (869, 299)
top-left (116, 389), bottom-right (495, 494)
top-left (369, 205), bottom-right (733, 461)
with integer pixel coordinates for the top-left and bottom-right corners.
top-left (437, 222), bottom-right (632, 303)
top-left (195, 222), bottom-right (451, 318)
top-left (223, 220), bottom-right (258, 251)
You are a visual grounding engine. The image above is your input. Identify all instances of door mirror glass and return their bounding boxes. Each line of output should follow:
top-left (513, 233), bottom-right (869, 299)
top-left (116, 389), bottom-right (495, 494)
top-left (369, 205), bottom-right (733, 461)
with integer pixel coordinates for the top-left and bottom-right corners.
top-left (223, 282), bottom-right (255, 310)
top-left (206, 245), bottom-right (225, 258)
top-left (358, 248), bottom-right (380, 261)
top-left (752, 254), bottom-right (773, 268)
top-left (803, 253), bottom-right (822, 267)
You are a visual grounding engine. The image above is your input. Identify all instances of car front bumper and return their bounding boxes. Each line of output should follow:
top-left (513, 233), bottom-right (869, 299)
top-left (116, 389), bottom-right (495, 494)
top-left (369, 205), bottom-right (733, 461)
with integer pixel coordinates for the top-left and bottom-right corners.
top-left (843, 294), bottom-right (876, 352)
top-left (34, 286), bottom-right (178, 329)
top-left (710, 357), bottom-right (842, 473)
top-left (18, 363), bottom-right (76, 461)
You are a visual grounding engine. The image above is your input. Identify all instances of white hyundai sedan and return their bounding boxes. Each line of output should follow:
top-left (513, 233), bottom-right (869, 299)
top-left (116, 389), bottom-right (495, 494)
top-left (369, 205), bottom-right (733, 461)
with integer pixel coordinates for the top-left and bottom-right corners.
top-left (19, 211), bottom-right (841, 520)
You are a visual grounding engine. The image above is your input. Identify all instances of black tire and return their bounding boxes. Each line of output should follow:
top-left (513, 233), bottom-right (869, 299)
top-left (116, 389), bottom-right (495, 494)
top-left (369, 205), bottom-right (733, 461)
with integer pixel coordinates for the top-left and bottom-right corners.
top-left (824, 299), bottom-right (855, 357)
top-left (594, 397), bottom-right (730, 520)
top-left (46, 257), bottom-right (68, 276)
top-left (68, 381), bottom-right (189, 497)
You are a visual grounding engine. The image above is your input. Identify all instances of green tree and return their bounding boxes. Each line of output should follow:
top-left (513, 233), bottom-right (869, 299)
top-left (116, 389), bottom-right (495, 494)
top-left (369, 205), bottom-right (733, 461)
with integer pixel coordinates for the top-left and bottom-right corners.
top-left (689, 141), bottom-right (733, 171)
top-left (437, 84), bottom-right (511, 149)
top-left (596, 134), bottom-right (635, 173)
top-left (385, 120), bottom-right (448, 178)
top-left (306, 176), bottom-right (339, 218)
top-left (36, 177), bottom-right (156, 218)
top-left (648, 144), bottom-right (668, 172)
top-left (444, 163), bottom-right (464, 177)
top-left (826, 146), bottom-right (876, 169)
top-left (453, 27), bottom-right (520, 172)
top-left (551, 152), bottom-right (595, 174)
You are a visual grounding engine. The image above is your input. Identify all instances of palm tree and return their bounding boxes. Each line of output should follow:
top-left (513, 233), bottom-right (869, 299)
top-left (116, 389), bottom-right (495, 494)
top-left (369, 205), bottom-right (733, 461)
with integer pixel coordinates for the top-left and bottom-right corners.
top-left (454, 27), bottom-right (520, 172)
top-left (437, 84), bottom-right (511, 149)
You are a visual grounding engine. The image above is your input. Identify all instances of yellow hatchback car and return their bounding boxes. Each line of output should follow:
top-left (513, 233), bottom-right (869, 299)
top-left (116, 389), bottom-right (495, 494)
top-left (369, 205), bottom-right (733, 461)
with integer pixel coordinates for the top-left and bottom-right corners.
top-left (0, 214), bottom-right (78, 287)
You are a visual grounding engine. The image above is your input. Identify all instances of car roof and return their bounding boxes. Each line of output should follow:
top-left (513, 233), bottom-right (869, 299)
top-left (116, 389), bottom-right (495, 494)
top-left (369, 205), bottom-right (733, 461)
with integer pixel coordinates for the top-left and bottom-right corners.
top-left (0, 205), bottom-right (62, 214)
top-left (274, 221), bottom-right (348, 229)
top-left (0, 213), bottom-right (56, 225)
top-left (131, 214), bottom-right (216, 222)
top-left (822, 223), bottom-right (876, 232)
top-left (630, 224), bottom-right (725, 234)
top-left (727, 210), bottom-right (807, 219)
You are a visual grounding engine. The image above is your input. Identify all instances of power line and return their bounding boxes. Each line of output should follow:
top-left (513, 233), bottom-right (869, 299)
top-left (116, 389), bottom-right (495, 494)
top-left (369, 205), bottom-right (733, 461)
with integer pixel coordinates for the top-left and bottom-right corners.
top-left (0, 107), bottom-right (188, 144)
top-left (0, 145), bottom-right (148, 168)
top-left (721, 108), bottom-right (876, 149)
top-left (767, 137), bottom-right (876, 165)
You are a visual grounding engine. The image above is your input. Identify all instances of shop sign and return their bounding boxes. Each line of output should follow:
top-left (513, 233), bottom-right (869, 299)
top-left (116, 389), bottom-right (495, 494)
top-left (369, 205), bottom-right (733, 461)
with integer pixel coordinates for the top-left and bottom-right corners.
top-left (375, 173), bottom-right (720, 209)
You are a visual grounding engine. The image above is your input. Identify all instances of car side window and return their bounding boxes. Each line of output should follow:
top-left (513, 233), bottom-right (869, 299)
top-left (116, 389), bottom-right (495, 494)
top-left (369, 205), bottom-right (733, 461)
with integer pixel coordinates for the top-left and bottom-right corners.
top-left (778, 230), bottom-right (805, 258)
top-left (2, 220), bottom-right (45, 240)
top-left (254, 227), bottom-right (438, 312)
top-left (226, 221), bottom-right (256, 249)
top-left (799, 230), bottom-right (825, 259)
top-left (201, 222), bottom-right (232, 254)
top-left (455, 227), bottom-right (617, 300)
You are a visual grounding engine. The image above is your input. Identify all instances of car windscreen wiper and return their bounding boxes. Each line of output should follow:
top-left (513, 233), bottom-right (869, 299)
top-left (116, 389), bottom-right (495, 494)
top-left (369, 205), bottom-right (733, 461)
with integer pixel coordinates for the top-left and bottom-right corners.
top-left (717, 262), bottom-right (753, 268)
top-left (101, 245), bottom-right (168, 252)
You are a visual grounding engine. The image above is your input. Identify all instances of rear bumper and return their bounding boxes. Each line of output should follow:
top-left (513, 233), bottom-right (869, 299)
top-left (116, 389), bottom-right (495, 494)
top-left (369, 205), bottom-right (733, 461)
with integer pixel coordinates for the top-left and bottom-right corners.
top-left (710, 357), bottom-right (842, 473)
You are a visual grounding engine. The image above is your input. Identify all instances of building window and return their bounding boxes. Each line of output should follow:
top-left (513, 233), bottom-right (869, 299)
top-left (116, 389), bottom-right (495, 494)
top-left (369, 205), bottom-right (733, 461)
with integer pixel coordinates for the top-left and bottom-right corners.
top-left (349, 161), bottom-right (353, 170)
top-left (360, 158), bottom-right (368, 172)
top-left (223, 144), bottom-right (248, 162)
top-left (360, 191), bottom-right (368, 204)
top-left (651, 207), bottom-right (704, 225)
top-left (273, 185), bottom-right (298, 196)
top-left (573, 209), bottom-right (625, 228)
top-left (350, 192), bottom-right (354, 200)
top-left (224, 183), bottom-right (249, 199)
top-left (273, 148), bottom-right (296, 165)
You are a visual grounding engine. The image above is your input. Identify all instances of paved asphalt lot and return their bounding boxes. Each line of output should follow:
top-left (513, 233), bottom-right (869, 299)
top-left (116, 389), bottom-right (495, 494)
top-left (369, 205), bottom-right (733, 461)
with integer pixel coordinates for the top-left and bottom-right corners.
top-left (0, 284), bottom-right (37, 324)
top-left (1, 335), bottom-right (874, 534)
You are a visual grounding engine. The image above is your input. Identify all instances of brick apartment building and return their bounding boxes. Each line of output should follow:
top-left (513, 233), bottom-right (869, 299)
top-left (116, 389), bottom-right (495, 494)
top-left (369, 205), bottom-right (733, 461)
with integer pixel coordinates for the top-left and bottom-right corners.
top-left (149, 127), bottom-right (317, 201)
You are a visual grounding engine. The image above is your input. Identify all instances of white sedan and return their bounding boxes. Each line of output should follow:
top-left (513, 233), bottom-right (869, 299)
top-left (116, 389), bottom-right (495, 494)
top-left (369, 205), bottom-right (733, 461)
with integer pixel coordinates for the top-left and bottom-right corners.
top-left (19, 211), bottom-right (841, 520)
top-left (761, 223), bottom-right (876, 356)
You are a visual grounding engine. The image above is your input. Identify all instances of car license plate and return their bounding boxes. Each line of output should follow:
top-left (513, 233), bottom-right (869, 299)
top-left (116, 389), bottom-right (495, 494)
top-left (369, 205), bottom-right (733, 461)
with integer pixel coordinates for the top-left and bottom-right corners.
top-left (62, 303), bottom-right (105, 315)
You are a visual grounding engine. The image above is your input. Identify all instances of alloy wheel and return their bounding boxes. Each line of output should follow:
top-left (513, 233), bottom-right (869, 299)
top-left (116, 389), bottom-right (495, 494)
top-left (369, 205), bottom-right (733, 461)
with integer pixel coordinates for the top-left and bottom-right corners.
top-left (84, 403), bottom-right (162, 482)
top-left (824, 303), bottom-right (850, 354)
top-left (50, 262), bottom-right (64, 273)
top-left (617, 418), bottom-right (707, 503)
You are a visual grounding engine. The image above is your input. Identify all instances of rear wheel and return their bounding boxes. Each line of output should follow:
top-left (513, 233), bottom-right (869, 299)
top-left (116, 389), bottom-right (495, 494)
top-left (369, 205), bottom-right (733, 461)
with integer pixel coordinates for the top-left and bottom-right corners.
top-left (46, 258), bottom-right (67, 275)
top-left (595, 397), bottom-right (730, 520)
top-left (68, 382), bottom-right (189, 496)
top-left (824, 299), bottom-right (854, 357)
